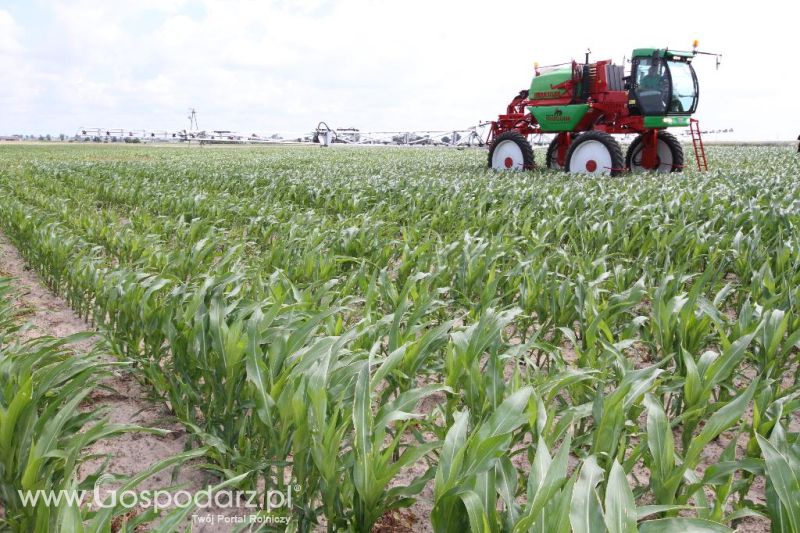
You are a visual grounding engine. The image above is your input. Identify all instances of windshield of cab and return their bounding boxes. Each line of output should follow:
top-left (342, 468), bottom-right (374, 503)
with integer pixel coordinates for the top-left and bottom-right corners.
top-left (633, 57), bottom-right (668, 115)
top-left (667, 60), bottom-right (698, 114)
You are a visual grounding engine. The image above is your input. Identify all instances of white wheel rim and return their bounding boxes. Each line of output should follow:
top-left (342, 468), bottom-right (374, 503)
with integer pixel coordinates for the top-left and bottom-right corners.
top-left (491, 140), bottom-right (525, 170)
top-left (569, 140), bottom-right (613, 174)
top-left (629, 139), bottom-right (674, 173)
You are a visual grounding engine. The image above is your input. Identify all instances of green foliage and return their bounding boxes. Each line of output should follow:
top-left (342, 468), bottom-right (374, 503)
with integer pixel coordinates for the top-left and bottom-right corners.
top-left (0, 144), bottom-right (798, 531)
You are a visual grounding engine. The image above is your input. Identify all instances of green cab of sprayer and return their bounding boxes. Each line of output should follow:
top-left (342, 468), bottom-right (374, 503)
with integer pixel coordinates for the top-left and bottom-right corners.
top-left (627, 47), bottom-right (698, 127)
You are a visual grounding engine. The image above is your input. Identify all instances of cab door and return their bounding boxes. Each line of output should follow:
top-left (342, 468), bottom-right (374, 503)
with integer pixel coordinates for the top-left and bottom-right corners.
top-left (630, 57), bottom-right (671, 115)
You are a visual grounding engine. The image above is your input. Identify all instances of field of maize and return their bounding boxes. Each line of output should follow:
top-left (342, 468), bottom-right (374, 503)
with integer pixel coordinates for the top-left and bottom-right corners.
top-left (0, 143), bottom-right (798, 532)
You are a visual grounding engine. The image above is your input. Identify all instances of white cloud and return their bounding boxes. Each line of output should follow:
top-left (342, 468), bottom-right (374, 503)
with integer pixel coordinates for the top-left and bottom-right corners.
top-left (0, 0), bottom-right (797, 140)
top-left (0, 9), bottom-right (23, 52)
top-left (0, 9), bottom-right (43, 117)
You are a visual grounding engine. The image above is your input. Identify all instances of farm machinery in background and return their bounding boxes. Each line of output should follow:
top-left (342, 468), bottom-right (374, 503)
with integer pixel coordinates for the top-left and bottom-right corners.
top-left (312, 122), bottom-right (485, 147)
top-left (76, 123), bottom-right (489, 147)
top-left (488, 42), bottom-right (720, 174)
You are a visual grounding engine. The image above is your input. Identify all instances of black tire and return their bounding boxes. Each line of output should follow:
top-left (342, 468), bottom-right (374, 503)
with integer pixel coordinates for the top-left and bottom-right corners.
top-left (545, 135), bottom-right (568, 170)
top-left (488, 131), bottom-right (534, 170)
top-left (565, 131), bottom-right (624, 176)
top-left (625, 131), bottom-right (684, 173)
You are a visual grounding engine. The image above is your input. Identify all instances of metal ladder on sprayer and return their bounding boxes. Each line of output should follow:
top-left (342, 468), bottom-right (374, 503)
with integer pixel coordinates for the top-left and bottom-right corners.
top-left (689, 119), bottom-right (708, 171)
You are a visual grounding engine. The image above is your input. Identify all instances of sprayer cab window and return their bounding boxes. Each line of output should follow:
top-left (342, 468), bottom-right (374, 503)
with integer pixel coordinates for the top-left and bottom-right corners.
top-left (637, 59), bottom-right (664, 91)
top-left (634, 58), bottom-right (669, 115)
top-left (667, 60), bottom-right (698, 114)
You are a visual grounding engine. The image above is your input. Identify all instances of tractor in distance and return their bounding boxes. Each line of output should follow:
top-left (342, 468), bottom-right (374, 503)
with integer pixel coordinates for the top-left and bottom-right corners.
top-left (487, 42), bottom-right (717, 175)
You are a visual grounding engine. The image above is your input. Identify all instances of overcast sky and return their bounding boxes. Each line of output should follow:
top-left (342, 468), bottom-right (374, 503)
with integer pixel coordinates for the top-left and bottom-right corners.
top-left (1, 0), bottom-right (796, 140)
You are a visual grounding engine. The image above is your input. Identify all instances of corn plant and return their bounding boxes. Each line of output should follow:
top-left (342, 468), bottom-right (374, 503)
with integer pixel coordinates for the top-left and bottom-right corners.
top-left (431, 386), bottom-right (532, 531)
top-left (757, 422), bottom-right (800, 532)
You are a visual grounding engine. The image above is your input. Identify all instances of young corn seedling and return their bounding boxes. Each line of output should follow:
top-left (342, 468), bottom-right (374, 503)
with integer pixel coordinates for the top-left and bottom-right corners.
top-left (349, 357), bottom-right (446, 531)
top-left (756, 422), bottom-right (800, 532)
top-left (643, 380), bottom-right (759, 508)
top-left (571, 456), bottom-right (734, 533)
top-left (589, 365), bottom-right (662, 471)
top-left (431, 386), bottom-right (532, 532)
top-left (444, 308), bottom-right (522, 425)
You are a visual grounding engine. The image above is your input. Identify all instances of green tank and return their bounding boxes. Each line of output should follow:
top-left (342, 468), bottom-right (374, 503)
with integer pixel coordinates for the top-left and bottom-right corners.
top-left (528, 69), bottom-right (572, 101)
top-left (527, 69), bottom-right (588, 132)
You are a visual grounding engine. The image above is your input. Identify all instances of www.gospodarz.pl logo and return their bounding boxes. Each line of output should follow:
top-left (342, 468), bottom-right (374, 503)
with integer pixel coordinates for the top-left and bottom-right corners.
top-left (17, 474), bottom-right (298, 520)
